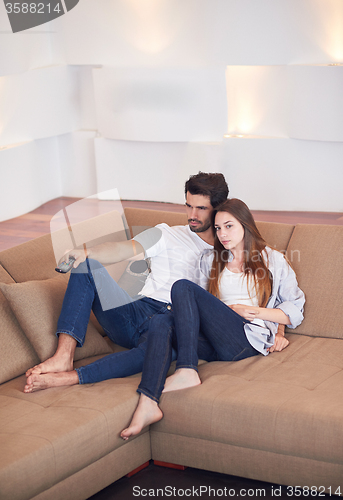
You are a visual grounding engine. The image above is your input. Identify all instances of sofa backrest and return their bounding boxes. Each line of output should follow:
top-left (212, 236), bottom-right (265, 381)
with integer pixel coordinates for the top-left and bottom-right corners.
top-left (0, 210), bottom-right (128, 283)
top-left (286, 224), bottom-right (343, 339)
top-left (255, 221), bottom-right (295, 254)
top-left (0, 233), bottom-right (65, 283)
top-left (124, 208), bottom-right (188, 237)
top-left (123, 208), bottom-right (296, 254)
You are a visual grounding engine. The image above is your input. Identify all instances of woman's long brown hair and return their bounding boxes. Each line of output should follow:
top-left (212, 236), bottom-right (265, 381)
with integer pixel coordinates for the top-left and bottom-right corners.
top-left (208, 198), bottom-right (273, 308)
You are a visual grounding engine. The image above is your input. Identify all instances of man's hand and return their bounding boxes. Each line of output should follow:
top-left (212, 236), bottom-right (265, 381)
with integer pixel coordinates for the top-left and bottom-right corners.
top-left (229, 304), bottom-right (259, 321)
top-left (58, 248), bottom-right (88, 269)
top-left (267, 332), bottom-right (289, 353)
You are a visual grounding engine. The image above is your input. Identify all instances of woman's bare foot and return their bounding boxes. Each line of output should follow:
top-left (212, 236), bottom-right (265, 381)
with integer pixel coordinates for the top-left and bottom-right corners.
top-left (24, 370), bottom-right (79, 393)
top-left (26, 334), bottom-right (77, 378)
top-left (120, 394), bottom-right (163, 441)
top-left (163, 368), bottom-right (201, 393)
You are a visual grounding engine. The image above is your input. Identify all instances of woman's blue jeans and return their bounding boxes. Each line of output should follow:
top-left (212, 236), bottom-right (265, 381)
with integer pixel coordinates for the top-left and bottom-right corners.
top-left (56, 258), bottom-right (173, 384)
top-left (172, 279), bottom-right (259, 370)
top-left (137, 279), bottom-right (259, 402)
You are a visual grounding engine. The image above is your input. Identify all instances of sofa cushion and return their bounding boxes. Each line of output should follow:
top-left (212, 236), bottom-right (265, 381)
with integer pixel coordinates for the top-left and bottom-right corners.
top-left (0, 266), bottom-right (40, 384)
top-left (0, 278), bottom-right (112, 363)
top-left (0, 373), bottom-right (143, 500)
top-left (286, 224), bottom-right (343, 338)
top-left (154, 333), bottom-right (343, 466)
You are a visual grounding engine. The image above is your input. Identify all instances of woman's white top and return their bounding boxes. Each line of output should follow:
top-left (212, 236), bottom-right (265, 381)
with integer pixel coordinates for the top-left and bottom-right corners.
top-left (200, 246), bottom-right (305, 356)
top-left (219, 268), bottom-right (266, 329)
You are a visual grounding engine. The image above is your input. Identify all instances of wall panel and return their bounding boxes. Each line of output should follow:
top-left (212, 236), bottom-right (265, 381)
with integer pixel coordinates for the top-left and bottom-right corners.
top-left (226, 65), bottom-right (343, 143)
top-left (0, 2), bottom-right (53, 77)
top-left (58, 131), bottom-right (97, 198)
top-left (221, 138), bottom-right (343, 212)
top-left (0, 66), bottom-right (81, 148)
top-left (93, 66), bottom-right (227, 142)
top-left (94, 138), bottom-right (224, 204)
top-left (93, 136), bottom-right (343, 212)
top-left (288, 65), bottom-right (343, 142)
top-left (0, 139), bottom-right (62, 222)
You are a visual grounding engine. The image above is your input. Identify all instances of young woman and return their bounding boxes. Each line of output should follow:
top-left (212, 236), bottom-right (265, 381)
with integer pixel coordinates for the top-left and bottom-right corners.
top-left (121, 198), bottom-right (305, 440)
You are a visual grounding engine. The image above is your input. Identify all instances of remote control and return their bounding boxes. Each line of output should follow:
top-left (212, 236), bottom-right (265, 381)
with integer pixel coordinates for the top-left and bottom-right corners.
top-left (55, 256), bottom-right (76, 273)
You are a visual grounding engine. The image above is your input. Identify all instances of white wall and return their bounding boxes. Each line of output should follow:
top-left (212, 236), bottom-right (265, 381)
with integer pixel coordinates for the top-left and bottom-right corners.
top-left (0, 0), bottom-right (342, 221)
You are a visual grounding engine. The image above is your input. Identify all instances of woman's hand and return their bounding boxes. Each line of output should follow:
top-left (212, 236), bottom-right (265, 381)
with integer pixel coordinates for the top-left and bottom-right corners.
top-left (229, 304), bottom-right (259, 321)
top-left (230, 305), bottom-right (290, 353)
top-left (267, 332), bottom-right (289, 353)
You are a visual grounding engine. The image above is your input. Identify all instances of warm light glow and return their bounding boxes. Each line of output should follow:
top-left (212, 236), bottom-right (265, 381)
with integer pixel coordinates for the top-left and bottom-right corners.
top-left (223, 134), bottom-right (275, 139)
top-left (226, 66), bottom-right (270, 136)
top-left (117, 0), bottom-right (185, 54)
top-left (224, 134), bottom-right (245, 138)
top-left (0, 141), bottom-right (30, 151)
top-left (323, 0), bottom-right (343, 61)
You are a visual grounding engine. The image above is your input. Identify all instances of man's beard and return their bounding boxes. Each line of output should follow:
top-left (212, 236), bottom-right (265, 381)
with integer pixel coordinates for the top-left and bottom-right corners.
top-left (188, 219), bottom-right (211, 233)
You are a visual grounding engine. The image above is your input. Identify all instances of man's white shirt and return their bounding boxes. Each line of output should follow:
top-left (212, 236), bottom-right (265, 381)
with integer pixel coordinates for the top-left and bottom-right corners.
top-left (134, 223), bottom-right (212, 303)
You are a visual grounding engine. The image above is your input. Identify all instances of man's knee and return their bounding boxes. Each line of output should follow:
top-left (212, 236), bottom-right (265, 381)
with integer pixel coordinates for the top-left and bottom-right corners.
top-left (71, 258), bottom-right (103, 275)
top-left (171, 279), bottom-right (192, 300)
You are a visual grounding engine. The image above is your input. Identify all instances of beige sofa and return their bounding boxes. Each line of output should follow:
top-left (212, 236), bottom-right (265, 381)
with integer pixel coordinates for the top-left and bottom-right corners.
top-left (1, 206), bottom-right (343, 500)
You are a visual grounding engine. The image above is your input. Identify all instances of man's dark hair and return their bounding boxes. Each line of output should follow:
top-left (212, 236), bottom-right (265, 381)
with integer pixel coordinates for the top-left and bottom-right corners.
top-left (185, 172), bottom-right (229, 208)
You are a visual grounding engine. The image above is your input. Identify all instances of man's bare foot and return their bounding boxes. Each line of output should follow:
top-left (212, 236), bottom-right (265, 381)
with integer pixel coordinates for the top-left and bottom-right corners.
top-left (26, 334), bottom-right (77, 378)
top-left (26, 354), bottom-right (74, 378)
top-left (163, 368), bottom-right (201, 393)
top-left (120, 394), bottom-right (163, 441)
top-left (24, 371), bottom-right (79, 393)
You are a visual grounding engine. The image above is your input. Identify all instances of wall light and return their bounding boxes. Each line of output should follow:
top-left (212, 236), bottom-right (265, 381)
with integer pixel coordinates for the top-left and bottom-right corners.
top-left (224, 134), bottom-right (245, 138)
top-left (0, 141), bottom-right (29, 151)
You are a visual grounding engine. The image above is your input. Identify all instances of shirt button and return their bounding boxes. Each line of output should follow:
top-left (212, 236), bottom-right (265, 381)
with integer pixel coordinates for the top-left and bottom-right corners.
top-left (167, 305), bottom-right (172, 310)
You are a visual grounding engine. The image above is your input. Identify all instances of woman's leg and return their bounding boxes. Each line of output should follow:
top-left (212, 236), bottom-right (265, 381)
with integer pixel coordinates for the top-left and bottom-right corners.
top-left (163, 280), bottom-right (259, 392)
top-left (172, 280), bottom-right (258, 365)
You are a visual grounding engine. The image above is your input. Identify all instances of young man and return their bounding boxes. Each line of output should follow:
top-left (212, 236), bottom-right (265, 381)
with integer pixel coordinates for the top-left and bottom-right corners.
top-left (24, 172), bottom-right (229, 393)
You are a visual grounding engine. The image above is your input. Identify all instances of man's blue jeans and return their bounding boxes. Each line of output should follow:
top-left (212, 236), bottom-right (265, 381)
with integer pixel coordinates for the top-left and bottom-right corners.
top-left (137, 279), bottom-right (259, 402)
top-left (56, 259), bottom-right (173, 384)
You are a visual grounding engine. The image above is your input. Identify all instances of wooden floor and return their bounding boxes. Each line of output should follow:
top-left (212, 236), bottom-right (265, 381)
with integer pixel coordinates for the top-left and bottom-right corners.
top-left (0, 197), bottom-right (342, 252)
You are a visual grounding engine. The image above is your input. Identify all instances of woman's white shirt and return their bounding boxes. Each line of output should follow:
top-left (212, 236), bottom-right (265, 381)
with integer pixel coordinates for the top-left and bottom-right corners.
top-left (219, 268), bottom-right (266, 329)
